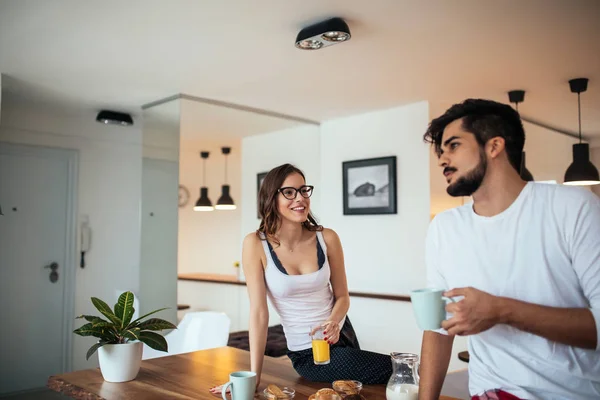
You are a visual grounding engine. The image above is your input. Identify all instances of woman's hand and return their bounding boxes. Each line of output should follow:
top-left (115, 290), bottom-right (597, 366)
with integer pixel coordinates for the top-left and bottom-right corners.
top-left (321, 320), bottom-right (341, 345)
top-left (209, 377), bottom-right (261, 396)
top-left (208, 384), bottom-right (229, 396)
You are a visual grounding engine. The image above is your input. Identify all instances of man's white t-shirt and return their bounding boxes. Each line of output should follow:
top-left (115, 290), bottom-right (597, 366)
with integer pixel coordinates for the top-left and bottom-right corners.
top-left (426, 182), bottom-right (600, 400)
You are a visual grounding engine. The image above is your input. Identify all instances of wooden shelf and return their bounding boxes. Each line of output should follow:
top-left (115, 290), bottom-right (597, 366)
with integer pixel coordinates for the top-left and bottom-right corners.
top-left (178, 272), bottom-right (247, 286)
top-left (178, 273), bottom-right (411, 302)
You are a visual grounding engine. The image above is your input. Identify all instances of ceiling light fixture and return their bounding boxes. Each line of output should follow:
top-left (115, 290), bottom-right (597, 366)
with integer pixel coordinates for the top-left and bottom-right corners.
top-left (295, 17), bottom-right (351, 50)
top-left (215, 147), bottom-right (236, 210)
top-left (508, 90), bottom-right (534, 181)
top-left (95, 110), bottom-right (134, 126)
top-left (194, 151), bottom-right (214, 211)
top-left (563, 78), bottom-right (600, 186)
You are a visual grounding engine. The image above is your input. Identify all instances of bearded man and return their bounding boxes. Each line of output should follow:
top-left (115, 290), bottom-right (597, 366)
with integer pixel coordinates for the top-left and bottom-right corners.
top-left (419, 99), bottom-right (600, 400)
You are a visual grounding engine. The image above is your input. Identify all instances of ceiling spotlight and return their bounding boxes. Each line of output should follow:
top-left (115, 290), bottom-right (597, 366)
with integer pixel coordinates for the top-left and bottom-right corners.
top-left (96, 110), bottom-right (134, 126)
top-left (295, 17), bottom-right (351, 50)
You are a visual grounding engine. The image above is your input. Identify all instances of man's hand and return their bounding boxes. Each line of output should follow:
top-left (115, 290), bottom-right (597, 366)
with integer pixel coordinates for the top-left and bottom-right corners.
top-left (441, 287), bottom-right (505, 336)
top-left (441, 287), bottom-right (597, 349)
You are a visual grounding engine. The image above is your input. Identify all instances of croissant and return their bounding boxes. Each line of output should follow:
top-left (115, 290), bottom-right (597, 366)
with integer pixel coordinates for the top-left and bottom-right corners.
top-left (266, 384), bottom-right (287, 399)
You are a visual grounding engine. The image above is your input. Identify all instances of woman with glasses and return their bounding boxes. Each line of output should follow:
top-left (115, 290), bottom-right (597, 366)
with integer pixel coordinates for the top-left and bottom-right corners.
top-left (211, 163), bottom-right (393, 395)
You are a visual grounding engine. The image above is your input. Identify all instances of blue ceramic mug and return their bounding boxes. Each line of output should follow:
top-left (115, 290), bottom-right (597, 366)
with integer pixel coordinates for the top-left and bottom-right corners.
top-left (410, 288), bottom-right (456, 330)
top-left (221, 371), bottom-right (256, 400)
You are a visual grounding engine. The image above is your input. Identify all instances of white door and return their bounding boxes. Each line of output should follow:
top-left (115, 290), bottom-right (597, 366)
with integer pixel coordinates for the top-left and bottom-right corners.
top-left (0, 142), bottom-right (77, 395)
top-left (140, 157), bottom-right (178, 325)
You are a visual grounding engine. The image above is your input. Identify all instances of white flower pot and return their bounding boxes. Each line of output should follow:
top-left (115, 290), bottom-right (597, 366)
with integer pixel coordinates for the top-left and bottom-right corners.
top-left (97, 342), bottom-right (143, 382)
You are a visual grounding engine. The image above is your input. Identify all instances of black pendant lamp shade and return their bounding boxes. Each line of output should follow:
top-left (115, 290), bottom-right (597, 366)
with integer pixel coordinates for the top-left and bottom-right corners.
top-left (508, 90), bottom-right (535, 182)
top-left (564, 78), bottom-right (600, 186)
top-left (194, 187), bottom-right (213, 211)
top-left (194, 151), bottom-right (214, 211)
top-left (216, 185), bottom-right (235, 210)
top-left (216, 147), bottom-right (236, 210)
top-left (295, 17), bottom-right (351, 50)
top-left (564, 143), bottom-right (599, 185)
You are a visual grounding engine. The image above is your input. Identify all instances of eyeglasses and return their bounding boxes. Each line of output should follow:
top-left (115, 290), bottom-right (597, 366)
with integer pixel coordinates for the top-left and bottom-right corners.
top-left (278, 185), bottom-right (314, 200)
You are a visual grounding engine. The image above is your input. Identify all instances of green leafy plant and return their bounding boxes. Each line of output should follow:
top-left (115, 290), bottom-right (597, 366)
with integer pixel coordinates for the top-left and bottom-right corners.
top-left (73, 291), bottom-right (177, 360)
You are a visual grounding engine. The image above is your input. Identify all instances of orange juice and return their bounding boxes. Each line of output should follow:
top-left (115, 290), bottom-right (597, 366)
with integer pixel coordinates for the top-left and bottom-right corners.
top-left (312, 339), bottom-right (330, 364)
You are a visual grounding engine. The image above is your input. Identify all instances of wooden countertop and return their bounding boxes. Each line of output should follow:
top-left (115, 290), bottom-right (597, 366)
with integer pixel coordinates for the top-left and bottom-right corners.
top-left (48, 346), bottom-right (459, 399)
top-left (178, 272), bottom-right (411, 302)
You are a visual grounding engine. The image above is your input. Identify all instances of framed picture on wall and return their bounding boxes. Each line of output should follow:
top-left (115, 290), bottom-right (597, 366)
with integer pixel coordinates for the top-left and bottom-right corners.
top-left (342, 156), bottom-right (397, 215)
top-left (256, 172), bottom-right (268, 218)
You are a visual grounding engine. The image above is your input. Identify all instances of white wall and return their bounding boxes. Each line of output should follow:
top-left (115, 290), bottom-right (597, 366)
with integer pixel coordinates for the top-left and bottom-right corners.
top-left (178, 280), bottom-right (244, 331)
top-left (0, 97), bottom-right (142, 371)
top-left (178, 139), bottom-right (242, 276)
top-left (320, 102), bottom-right (430, 295)
top-left (319, 102), bottom-right (467, 371)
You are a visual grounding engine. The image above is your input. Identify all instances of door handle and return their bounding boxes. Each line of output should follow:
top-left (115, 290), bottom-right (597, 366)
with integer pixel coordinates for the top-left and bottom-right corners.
top-left (44, 262), bottom-right (59, 283)
top-left (44, 262), bottom-right (59, 271)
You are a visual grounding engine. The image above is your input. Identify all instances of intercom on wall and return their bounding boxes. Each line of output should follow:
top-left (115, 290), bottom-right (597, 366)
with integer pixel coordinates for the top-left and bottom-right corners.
top-left (80, 216), bottom-right (92, 268)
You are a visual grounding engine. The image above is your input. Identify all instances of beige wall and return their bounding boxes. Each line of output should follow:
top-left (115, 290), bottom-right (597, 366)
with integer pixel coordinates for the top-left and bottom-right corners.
top-left (178, 138), bottom-right (242, 276)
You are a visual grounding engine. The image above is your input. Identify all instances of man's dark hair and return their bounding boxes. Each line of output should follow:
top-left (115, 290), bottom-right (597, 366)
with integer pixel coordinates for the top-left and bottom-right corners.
top-left (424, 99), bottom-right (525, 172)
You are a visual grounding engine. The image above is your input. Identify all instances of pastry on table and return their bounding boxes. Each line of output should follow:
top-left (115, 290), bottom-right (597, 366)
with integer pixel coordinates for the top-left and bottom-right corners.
top-left (264, 383), bottom-right (294, 399)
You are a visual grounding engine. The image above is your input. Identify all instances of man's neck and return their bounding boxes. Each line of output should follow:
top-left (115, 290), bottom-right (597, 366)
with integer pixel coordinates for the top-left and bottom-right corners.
top-left (472, 169), bottom-right (528, 217)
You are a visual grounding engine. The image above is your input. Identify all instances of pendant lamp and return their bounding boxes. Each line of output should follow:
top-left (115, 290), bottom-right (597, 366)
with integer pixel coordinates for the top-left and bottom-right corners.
top-left (215, 147), bottom-right (236, 210)
top-left (508, 90), bottom-right (534, 181)
top-left (564, 78), bottom-right (600, 186)
top-left (194, 151), bottom-right (214, 211)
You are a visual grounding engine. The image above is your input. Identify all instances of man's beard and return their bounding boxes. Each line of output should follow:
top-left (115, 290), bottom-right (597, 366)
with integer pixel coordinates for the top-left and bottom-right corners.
top-left (446, 153), bottom-right (487, 197)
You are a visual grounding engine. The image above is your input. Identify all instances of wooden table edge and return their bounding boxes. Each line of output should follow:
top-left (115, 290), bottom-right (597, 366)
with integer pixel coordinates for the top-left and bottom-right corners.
top-left (48, 375), bottom-right (105, 400)
top-left (46, 346), bottom-right (462, 400)
top-left (47, 373), bottom-right (460, 400)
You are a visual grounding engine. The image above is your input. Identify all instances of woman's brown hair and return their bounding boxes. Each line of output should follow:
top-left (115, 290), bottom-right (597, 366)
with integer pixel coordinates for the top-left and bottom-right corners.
top-left (256, 163), bottom-right (322, 245)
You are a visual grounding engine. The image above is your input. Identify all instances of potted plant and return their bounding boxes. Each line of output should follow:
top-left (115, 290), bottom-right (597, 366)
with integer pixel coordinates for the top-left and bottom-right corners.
top-left (73, 291), bottom-right (177, 382)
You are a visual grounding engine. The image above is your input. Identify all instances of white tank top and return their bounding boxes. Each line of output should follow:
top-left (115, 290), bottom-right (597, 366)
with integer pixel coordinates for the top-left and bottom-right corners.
top-left (260, 231), bottom-right (346, 351)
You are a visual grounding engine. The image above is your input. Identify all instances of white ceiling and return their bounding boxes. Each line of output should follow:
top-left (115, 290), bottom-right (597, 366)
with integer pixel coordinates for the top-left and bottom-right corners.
top-left (1, 0), bottom-right (599, 137)
top-left (179, 97), bottom-right (313, 140)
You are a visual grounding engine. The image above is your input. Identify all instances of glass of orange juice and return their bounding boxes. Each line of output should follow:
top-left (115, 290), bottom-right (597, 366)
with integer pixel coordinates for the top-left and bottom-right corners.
top-left (311, 324), bottom-right (330, 365)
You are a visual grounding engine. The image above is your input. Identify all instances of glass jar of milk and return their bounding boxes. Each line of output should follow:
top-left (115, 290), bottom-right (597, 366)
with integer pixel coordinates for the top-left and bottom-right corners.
top-left (386, 352), bottom-right (419, 400)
